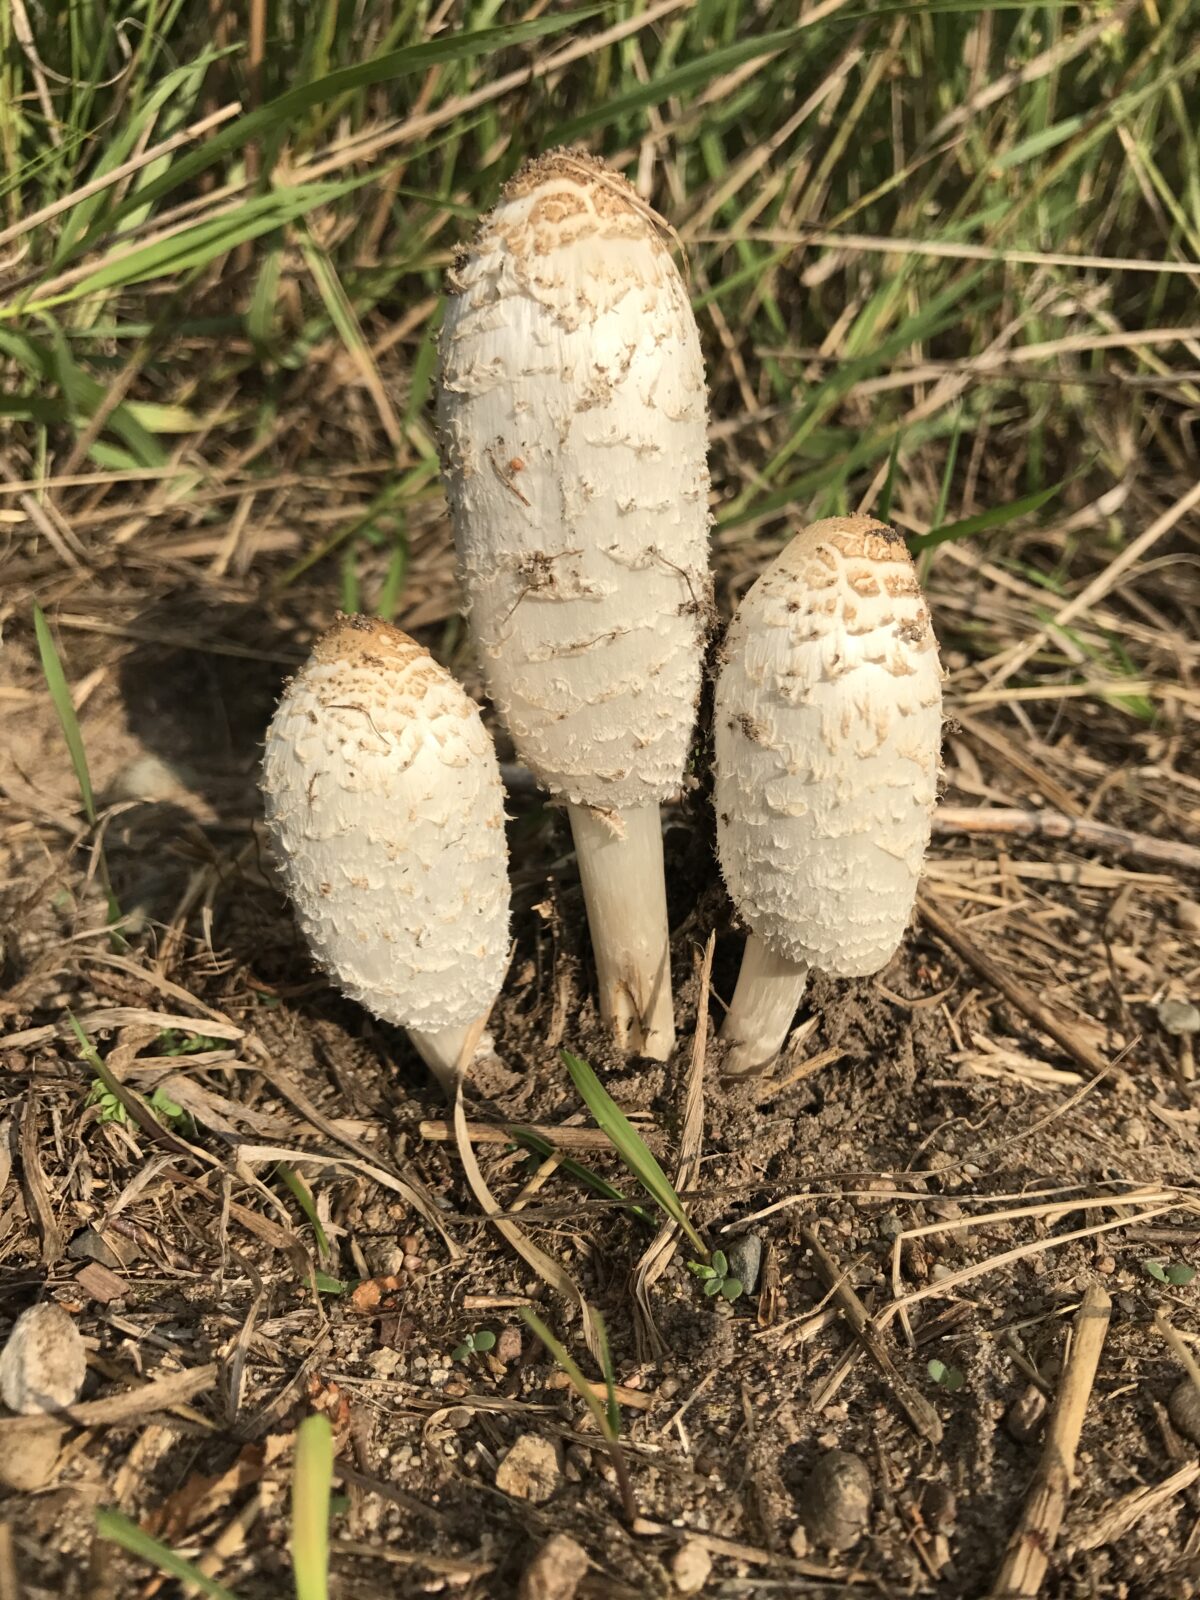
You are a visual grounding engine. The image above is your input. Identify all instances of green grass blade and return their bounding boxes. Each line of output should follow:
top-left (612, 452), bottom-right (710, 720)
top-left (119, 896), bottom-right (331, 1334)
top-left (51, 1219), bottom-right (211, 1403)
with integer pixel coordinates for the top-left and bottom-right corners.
top-left (96, 1510), bottom-right (242, 1600)
top-left (594, 1310), bottom-right (620, 1440)
top-left (87, 9), bottom-right (604, 239)
top-left (561, 1050), bottom-right (705, 1256)
top-left (33, 603), bottom-right (97, 824)
top-left (877, 430), bottom-right (903, 523)
top-left (520, 1307), bottom-right (615, 1441)
top-left (292, 1413), bottom-right (334, 1600)
top-left (511, 1128), bottom-right (654, 1227)
top-left (910, 479), bottom-right (1066, 553)
top-left (277, 1164), bottom-right (330, 1259)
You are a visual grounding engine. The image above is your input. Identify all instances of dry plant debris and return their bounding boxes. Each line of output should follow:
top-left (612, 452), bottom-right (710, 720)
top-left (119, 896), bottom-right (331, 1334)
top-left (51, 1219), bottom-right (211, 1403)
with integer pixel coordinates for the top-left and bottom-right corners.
top-left (2, 3), bottom-right (1200, 1597)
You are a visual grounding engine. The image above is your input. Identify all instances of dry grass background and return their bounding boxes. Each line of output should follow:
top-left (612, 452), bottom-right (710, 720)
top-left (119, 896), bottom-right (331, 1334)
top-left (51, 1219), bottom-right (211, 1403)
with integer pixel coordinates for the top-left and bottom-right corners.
top-left (2, 2), bottom-right (1200, 1596)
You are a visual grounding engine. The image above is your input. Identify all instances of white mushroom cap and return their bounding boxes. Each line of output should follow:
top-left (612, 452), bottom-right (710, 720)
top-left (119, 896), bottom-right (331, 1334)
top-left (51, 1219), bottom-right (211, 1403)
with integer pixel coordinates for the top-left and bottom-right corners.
top-left (261, 617), bottom-right (509, 1033)
top-left (437, 149), bottom-right (711, 810)
top-left (714, 516), bottom-right (943, 977)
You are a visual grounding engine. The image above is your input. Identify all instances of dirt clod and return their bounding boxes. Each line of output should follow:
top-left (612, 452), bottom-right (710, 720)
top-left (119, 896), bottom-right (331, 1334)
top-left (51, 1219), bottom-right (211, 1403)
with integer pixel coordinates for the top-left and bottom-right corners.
top-left (1168, 1380), bottom-right (1200, 1445)
top-left (496, 1433), bottom-right (564, 1503)
top-left (672, 1539), bottom-right (713, 1594)
top-left (517, 1533), bottom-right (589, 1600)
top-left (799, 1450), bottom-right (872, 1551)
top-left (0, 1425), bottom-right (64, 1491)
top-left (1006, 1384), bottom-right (1048, 1444)
top-left (0, 1303), bottom-right (87, 1416)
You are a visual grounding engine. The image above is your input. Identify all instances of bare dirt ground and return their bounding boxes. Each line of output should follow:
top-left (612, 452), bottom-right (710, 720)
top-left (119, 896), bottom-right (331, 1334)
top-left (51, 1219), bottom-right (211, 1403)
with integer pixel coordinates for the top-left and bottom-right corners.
top-left (2, 446), bottom-right (1199, 1599)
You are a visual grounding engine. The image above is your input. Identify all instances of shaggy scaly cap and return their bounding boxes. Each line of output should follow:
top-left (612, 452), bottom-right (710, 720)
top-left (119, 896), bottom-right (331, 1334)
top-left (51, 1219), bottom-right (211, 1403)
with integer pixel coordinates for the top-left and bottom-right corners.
top-left (261, 617), bottom-right (509, 1031)
top-left (715, 517), bottom-right (943, 976)
top-left (437, 150), bottom-right (711, 810)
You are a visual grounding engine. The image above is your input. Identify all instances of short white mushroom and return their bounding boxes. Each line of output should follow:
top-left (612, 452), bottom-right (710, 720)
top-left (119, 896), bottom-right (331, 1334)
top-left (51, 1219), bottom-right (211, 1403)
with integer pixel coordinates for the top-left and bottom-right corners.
top-left (437, 148), bottom-right (711, 1062)
top-left (714, 516), bottom-right (943, 1075)
top-left (261, 616), bottom-right (510, 1091)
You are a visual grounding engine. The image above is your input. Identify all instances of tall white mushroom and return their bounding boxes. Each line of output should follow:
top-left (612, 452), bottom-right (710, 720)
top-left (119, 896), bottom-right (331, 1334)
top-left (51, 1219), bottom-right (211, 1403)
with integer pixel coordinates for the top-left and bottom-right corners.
top-left (261, 616), bottom-right (510, 1091)
top-left (437, 148), bottom-right (711, 1062)
top-left (714, 516), bottom-right (943, 1075)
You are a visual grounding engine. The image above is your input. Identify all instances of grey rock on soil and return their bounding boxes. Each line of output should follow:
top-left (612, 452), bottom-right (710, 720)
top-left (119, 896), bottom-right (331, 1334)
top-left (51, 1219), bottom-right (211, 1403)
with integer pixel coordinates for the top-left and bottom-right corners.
top-left (725, 1232), bottom-right (763, 1295)
top-left (517, 1532), bottom-right (589, 1600)
top-left (0, 1303), bottom-right (86, 1415)
top-left (496, 1433), bottom-right (563, 1503)
top-left (800, 1450), bottom-right (872, 1551)
top-left (1169, 1379), bottom-right (1200, 1444)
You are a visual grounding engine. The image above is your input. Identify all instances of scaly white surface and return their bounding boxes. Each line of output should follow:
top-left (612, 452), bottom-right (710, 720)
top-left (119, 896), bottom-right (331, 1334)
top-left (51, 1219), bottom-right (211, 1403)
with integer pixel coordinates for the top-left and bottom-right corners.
top-left (715, 516), bottom-right (943, 977)
top-left (438, 151), bottom-right (711, 811)
top-left (261, 618), bottom-right (509, 1034)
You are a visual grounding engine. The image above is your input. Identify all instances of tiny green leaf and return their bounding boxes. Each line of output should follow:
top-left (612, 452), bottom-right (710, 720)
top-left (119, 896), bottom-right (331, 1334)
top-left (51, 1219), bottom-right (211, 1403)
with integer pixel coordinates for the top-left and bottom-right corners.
top-left (927, 1359), bottom-right (966, 1391)
top-left (711, 1251), bottom-right (728, 1276)
top-left (473, 1330), bottom-right (497, 1352)
top-left (721, 1278), bottom-right (744, 1302)
top-left (1146, 1261), bottom-right (1170, 1283)
top-left (704, 1277), bottom-right (722, 1297)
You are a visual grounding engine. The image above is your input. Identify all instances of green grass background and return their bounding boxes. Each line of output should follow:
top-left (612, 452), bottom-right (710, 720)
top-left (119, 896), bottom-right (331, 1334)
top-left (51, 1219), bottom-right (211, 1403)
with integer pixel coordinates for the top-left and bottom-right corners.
top-left (3, 0), bottom-right (1198, 687)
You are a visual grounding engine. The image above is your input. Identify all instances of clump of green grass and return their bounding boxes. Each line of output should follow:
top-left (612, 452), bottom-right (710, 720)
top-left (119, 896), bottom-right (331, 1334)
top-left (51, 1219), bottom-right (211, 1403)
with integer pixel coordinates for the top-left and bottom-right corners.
top-left (561, 1049), bottom-right (742, 1301)
top-left (4, 2), bottom-right (1196, 701)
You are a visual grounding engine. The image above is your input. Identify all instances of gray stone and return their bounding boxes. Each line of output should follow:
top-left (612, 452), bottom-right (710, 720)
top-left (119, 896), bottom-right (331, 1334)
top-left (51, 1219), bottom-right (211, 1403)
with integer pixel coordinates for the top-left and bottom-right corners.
top-left (800, 1450), bottom-right (871, 1551)
top-left (725, 1233), bottom-right (763, 1295)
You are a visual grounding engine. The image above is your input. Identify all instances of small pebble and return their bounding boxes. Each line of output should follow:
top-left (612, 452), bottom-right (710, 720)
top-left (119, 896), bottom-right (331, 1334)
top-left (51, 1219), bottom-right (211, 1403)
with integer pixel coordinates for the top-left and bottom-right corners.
top-left (788, 1525), bottom-right (809, 1559)
top-left (725, 1233), bottom-right (763, 1295)
top-left (518, 1533), bottom-right (589, 1600)
top-left (1006, 1384), bottom-right (1047, 1444)
top-left (1158, 1000), bottom-right (1200, 1037)
top-left (66, 1227), bottom-right (124, 1271)
top-left (1168, 1380), bottom-right (1200, 1445)
top-left (1120, 1116), bottom-right (1148, 1149)
top-left (800, 1450), bottom-right (871, 1551)
top-left (922, 1483), bottom-right (958, 1533)
top-left (1174, 901), bottom-right (1200, 936)
top-left (496, 1433), bottom-right (563, 1503)
top-left (496, 1327), bottom-right (522, 1364)
top-left (0, 1424), bottom-right (64, 1491)
top-left (672, 1539), bottom-right (712, 1594)
top-left (0, 1303), bottom-right (87, 1416)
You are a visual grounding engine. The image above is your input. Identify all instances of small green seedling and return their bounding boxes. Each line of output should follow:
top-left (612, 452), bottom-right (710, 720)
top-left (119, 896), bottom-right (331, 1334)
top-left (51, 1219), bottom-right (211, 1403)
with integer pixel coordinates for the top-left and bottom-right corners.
top-left (156, 1028), bottom-right (226, 1055)
top-left (688, 1250), bottom-right (743, 1302)
top-left (452, 1328), bottom-right (497, 1361)
top-left (85, 1079), bottom-right (189, 1131)
top-left (927, 1358), bottom-right (966, 1391)
top-left (1145, 1260), bottom-right (1196, 1286)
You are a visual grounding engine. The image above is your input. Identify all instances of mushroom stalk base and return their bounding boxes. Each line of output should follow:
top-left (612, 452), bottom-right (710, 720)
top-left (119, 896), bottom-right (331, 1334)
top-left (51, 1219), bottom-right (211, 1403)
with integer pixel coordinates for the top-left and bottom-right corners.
top-left (721, 936), bottom-right (809, 1077)
top-left (567, 801), bottom-right (675, 1062)
top-left (409, 1020), bottom-right (491, 1097)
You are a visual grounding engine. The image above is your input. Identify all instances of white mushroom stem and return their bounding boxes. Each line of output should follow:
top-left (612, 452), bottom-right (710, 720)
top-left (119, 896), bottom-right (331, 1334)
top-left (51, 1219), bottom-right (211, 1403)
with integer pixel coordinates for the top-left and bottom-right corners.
top-left (408, 1025), bottom-right (481, 1098)
top-left (715, 516), bottom-right (943, 1073)
top-left (721, 938), bottom-right (809, 1078)
top-left (438, 149), bottom-right (711, 1061)
top-left (261, 616), bottom-right (510, 1096)
top-left (567, 801), bottom-right (674, 1059)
